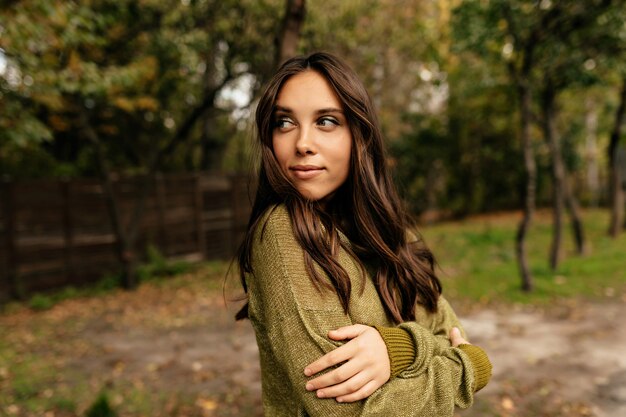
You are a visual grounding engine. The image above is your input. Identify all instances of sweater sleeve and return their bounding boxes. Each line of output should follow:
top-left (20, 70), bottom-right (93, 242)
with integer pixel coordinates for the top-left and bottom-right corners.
top-left (247, 206), bottom-right (480, 416)
top-left (376, 298), bottom-right (492, 392)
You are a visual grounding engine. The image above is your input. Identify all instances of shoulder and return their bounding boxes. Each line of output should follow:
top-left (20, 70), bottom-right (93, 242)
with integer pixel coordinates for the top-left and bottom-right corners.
top-left (255, 203), bottom-right (293, 244)
top-left (260, 203), bottom-right (290, 228)
top-left (251, 203), bottom-right (301, 265)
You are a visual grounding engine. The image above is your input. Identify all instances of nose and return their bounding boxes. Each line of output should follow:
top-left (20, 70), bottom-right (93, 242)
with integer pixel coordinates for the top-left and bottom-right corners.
top-left (295, 126), bottom-right (316, 156)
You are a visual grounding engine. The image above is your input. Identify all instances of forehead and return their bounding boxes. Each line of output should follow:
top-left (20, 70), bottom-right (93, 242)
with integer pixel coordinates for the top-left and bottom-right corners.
top-left (275, 70), bottom-right (342, 110)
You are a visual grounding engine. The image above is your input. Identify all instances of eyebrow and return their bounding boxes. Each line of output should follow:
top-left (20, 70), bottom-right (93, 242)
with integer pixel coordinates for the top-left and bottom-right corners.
top-left (274, 105), bottom-right (344, 115)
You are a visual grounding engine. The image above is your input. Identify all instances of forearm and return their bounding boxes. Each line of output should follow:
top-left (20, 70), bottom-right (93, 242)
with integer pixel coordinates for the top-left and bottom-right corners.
top-left (376, 325), bottom-right (492, 392)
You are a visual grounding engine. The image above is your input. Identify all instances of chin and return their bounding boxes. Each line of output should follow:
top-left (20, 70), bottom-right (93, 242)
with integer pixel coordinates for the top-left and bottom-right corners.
top-left (297, 188), bottom-right (327, 202)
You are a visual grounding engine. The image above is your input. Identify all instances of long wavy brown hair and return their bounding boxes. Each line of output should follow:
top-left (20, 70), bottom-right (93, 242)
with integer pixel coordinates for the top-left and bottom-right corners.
top-left (236, 52), bottom-right (441, 323)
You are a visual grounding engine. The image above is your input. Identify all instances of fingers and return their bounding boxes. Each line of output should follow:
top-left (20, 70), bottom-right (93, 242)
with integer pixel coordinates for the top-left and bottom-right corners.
top-left (315, 372), bottom-right (373, 401)
top-left (306, 363), bottom-right (383, 403)
top-left (305, 325), bottom-right (366, 376)
top-left (327, 324), bottom-right (367, 341)
top-left (305, 341), bottom-right (356, 377)
top-left (449, 326), bottom-right (470, 347)
top-left (306, 361), bottom-right (364, 397)
top-left (336, 379), bottom-right (380, 403)
top-left (305, 325), bottom-right (390, 403)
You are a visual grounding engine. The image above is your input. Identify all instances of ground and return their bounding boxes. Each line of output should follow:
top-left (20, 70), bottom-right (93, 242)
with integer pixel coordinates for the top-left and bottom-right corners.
top-left (1, 268), bottom-right (625, 417)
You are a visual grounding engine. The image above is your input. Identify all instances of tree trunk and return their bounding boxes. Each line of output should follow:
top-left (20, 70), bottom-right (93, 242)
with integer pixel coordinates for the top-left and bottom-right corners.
top-left (543, 78), bottom-right (586, 263)
top-left (609, 79), bottom-right (626, 237)
top-left (564, 176), bottom-right (586, 255)
top-left (516, 80), bottom-right (536, 291)
top-left (274, 0), bottom-right (306, 68)
top-left (80, 112), bottom-right (139, 289)
top-left (200, 111), bottom-right (225, 171)
top-left (584, 97), bottom-right (600, 206)
top-left (542, 79), bottom-right (565, 270)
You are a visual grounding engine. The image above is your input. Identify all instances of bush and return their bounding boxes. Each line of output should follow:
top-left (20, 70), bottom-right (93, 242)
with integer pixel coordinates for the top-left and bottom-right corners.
top-left (137, 245), bottom-right (191, 282)
top-left (28, 293), bottom-right (54, 311)
top-left (85, 392), bottom-right (117, 417)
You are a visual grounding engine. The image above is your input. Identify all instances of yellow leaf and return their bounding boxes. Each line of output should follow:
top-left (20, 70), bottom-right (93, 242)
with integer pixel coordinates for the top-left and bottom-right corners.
top-left (195, 398), bottom-right (217, 411)
top-left (137, 56), bottom-right (158, 81)
top-left (501, 396), bottom-right (515, 411)
top-left (68, 50), bottom-right (81, 74)
top-left (113, 97), bottom-right (135, 112)
top-left (33, 93), bottom-right (65, 111)
top-left (135, 96), bottom-right (159, 111)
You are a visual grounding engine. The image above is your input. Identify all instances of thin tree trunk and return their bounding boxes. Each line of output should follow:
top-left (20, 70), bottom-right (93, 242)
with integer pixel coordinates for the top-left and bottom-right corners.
top-left (564, 181), bottom-right (585, 255)
top-left (516, 80), bottom-right (536, 291)
top-left (199, 51), bottom-right (224, 171)
top-left (585, 97), bottom-right (600, 206)
top-left (543, 78), bottom-right (586, 265)
top-left (274, 0), bottom-right (306, 68)
top-left (200, 111), bottom-right (223, 171)
top-left (609, 79), bottom-right (626, 237)
top-left (80, 112), bottom-right (138, 289)
top-left (542, 79), bottom-right (565, 270)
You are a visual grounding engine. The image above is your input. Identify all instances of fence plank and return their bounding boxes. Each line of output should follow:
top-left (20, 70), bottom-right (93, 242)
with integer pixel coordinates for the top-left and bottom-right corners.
top-left (1, 180), bottom-right (19, 299)
top-left (62, 181), bottom-right (75, 285)
top-left (0, 173), bottom-right (253, 300)
top-left (194, 174), bottom-right (207, 257)
top-left (155, 173), bottom-right (168, 253)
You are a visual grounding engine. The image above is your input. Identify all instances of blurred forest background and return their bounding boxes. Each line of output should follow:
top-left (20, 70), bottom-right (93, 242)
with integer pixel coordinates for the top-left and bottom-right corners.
top-left (1, 0), bottom-right (626, 417)
top-left (1, 0), bottom-right (626, 289)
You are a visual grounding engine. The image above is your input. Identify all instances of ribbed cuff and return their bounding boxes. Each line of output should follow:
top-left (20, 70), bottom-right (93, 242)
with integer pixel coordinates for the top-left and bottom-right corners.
top-left (458, 344), bottom-right (492, 392)
top-left (374, 326), bottom-right (416, 378)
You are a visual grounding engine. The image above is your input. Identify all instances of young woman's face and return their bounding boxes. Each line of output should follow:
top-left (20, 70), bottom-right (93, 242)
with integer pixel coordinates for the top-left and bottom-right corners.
top-left (272, 70), bottom-right (352, 202)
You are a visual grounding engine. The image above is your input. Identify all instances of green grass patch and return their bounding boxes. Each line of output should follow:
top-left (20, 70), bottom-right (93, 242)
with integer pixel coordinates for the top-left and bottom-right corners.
top-left (12, 246), bottom-right (200, 312)
top-left (421, 208), bottom-right (626, 304)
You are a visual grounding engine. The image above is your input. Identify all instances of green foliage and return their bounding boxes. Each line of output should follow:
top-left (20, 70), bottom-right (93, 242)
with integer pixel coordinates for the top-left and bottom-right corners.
top-left (444, 0), bottom-right (626, 213)
top-left (95, 273), bottom-right (123, 292)
top-left (136, 245), bottom-right (191, 282)
top-left (27, 286), bottom-right (82, 311)
top-left (0, 0), bottom-right (281, 178)
top-left (27, 293), bottom-right (55, 311)
top-left (85, 392), bottom-right (117, 417)
top-left (1, 0), bottom-right (625, 218)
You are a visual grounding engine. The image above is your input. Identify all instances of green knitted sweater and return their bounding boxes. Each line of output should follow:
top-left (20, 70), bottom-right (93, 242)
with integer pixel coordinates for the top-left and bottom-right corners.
top-left (246, 205), bottom-right (492, 416)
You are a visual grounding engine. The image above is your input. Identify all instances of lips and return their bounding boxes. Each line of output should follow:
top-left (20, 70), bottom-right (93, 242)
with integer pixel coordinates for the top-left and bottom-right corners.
top-left (289, 165), bottom-right (324, 179)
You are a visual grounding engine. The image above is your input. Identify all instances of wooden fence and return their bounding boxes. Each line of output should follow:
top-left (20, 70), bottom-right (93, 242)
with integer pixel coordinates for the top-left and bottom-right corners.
top-left (0, 173), bottom-right (254, 302)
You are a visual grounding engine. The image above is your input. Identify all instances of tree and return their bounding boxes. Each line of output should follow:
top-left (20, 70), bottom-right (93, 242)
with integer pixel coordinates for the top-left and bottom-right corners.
top-left (275, 0), bottom-right (306, 68)
top-left (0, 0), bottom-right (282, 288)
top-left (608, 78), bottom-right (626, 236)
top-left (453, 0), bottom-right (618, 288)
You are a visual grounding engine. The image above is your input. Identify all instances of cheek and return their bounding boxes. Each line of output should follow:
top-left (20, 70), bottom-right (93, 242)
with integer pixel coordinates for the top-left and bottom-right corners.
top-left (337, 137), bottom-right (352, 178)
top-left (272, 136), bottom-right (289, 167)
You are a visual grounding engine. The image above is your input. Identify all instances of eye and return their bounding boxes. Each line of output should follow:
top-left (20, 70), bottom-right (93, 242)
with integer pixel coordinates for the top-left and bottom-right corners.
top-left (317, 117), bottom-right (339, 129)
top-left (274, 117), bottom-right (295, 131)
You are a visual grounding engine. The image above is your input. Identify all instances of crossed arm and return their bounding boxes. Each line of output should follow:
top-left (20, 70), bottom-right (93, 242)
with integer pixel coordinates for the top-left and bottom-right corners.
top-left (304, 323), bottom-right (471, 403)
top-left (247, 206), bottom-right (490, 416)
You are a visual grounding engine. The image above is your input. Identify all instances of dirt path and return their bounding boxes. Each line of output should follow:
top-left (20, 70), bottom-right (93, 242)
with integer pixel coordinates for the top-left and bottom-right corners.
top-left (1, 277), bottom-right (625, 417)
top-left (457, 301), bottom-right (626, 417)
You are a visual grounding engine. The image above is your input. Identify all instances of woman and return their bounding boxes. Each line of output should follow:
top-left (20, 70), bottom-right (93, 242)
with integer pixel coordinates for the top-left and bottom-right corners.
top-left (236, 52), bottom-right (492, 416)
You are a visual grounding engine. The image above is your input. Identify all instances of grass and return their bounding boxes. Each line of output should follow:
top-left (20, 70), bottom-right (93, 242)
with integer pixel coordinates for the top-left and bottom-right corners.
top-left (421, 208), bottom-right (626, 305)
top-left (11, 246), bottom-right (197, 313)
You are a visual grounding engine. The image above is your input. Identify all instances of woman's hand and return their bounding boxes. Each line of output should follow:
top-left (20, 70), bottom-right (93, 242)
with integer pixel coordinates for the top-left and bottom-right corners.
top-left (449, 327), bottom-right (470, 347)
top-left (303, 324), bottom-right (390, 403)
